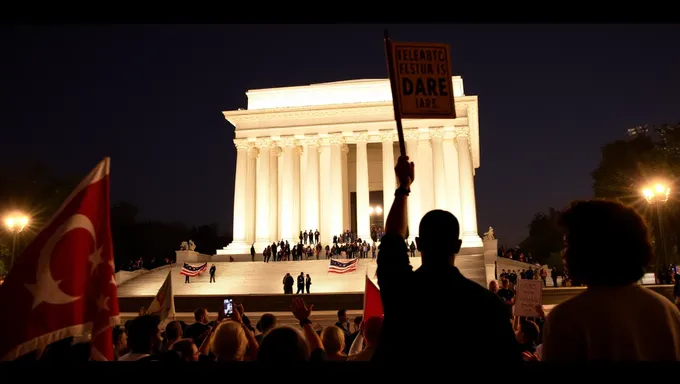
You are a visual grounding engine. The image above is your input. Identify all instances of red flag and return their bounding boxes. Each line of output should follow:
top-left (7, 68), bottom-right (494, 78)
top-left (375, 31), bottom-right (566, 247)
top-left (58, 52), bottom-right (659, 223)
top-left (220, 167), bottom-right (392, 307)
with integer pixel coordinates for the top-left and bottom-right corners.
top-left (0, 158), bottom-right (119, 361)
top-left (363, 275), bottom-right (384, 320)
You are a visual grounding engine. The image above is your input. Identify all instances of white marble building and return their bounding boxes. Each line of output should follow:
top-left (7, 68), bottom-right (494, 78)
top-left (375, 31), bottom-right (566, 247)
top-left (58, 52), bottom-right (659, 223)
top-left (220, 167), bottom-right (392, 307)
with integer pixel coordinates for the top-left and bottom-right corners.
top-left (217, 77), bottom-right (482, 256)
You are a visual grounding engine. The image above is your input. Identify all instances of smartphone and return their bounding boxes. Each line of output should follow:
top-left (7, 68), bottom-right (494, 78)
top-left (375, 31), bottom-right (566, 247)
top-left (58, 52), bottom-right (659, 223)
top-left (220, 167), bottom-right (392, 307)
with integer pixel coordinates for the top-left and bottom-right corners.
top-left (223, 298), bottom-right (233, 316)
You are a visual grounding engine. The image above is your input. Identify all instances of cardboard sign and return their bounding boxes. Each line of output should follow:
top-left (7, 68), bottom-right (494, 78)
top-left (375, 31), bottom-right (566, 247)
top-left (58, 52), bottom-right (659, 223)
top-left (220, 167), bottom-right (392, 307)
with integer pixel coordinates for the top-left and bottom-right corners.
top-left (390, 42), bottom-right (456, 119)
top-left (515, 279), bottom-right (543, 318)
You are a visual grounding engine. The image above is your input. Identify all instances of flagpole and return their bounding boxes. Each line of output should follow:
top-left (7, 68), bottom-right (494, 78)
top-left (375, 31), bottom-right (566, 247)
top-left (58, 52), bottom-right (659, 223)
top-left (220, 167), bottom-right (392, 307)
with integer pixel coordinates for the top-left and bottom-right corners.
top-left (384, 29), bottom-right (407, 157)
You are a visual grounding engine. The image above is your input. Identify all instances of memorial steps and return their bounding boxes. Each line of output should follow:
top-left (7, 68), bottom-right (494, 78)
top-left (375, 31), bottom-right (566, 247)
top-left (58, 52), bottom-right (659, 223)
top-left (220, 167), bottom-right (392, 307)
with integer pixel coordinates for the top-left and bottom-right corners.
top-left (116, 252), bottom-right (488, 312)
top-left (116, 252), bottom-right (495, 298)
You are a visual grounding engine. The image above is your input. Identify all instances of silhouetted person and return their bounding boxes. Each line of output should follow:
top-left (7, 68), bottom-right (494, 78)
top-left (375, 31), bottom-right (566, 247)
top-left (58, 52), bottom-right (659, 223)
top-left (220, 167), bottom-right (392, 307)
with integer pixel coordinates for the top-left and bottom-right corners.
top-left (119, 315), bottom-right (162, 361)
top-left (373, 155), bottom-right (520, 363)
top-left (209, 264), bottom-right (216, 283)
top-left (543, 200), bottom-right (680, 361)
top-left (283, 273), bottom-right (294, 294)
top-left (551, 267), bottom-right (558, 287)
top-left (250, 244), bottom-right (256, 262)
top-left (296, 272), bottom-right (305, 294)
top-left (305, 274), bottom-right (312, 294)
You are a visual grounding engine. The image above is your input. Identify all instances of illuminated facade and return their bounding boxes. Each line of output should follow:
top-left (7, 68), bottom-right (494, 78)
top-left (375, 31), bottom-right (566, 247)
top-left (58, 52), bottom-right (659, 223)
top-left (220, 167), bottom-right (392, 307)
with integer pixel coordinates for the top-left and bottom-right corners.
top-left (217, 77), bottom-right (483, 255)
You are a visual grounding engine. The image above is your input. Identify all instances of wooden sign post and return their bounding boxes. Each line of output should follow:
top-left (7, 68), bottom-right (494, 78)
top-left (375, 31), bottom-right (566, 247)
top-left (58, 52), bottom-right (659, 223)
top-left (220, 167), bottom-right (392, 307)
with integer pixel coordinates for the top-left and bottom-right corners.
top-left (384, 30), bottom-right (457, 157)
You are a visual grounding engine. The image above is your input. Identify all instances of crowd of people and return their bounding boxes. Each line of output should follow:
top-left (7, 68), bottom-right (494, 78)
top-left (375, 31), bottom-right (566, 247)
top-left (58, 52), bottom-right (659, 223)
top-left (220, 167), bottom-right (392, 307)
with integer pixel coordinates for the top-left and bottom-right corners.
top-left (120, 257), bottom-right (174, 272)
top-left (498, 246), bottom-right (537, 265)
top-left (11, 155), bottom-right (680, 362)
top-left (259, 236), bottom-right (380, 262)
top-left (499, 267), bottom-right (552, 287)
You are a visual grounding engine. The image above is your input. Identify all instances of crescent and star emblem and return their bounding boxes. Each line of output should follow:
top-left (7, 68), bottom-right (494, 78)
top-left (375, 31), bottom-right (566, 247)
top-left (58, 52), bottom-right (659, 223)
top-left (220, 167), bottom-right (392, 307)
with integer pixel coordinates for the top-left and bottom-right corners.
top-left (24, 213), bottom-right (103, 310)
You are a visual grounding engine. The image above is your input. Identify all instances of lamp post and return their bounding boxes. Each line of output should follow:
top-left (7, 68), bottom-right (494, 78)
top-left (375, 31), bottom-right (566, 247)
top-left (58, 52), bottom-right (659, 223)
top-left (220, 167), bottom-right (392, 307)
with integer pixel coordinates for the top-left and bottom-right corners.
top-left (642, 183), bottom-right (671, 282)
top-left (4, 213), bottom-right (29, 272)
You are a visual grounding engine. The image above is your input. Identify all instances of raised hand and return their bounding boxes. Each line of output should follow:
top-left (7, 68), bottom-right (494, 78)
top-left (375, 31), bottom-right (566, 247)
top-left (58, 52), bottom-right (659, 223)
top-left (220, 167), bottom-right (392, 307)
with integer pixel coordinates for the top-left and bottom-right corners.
top-left (394, 155), bottom-right (414, 188)
top-left (292, 297), bottom-right (313, 321)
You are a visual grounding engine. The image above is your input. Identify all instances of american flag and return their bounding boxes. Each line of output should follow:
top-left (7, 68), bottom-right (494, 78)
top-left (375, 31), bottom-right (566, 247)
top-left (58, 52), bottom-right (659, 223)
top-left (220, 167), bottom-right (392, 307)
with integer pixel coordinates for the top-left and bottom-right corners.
top-left (328, 259), bottom-right (358, 274)
top-left (180, 262), bottom-right (207, 277)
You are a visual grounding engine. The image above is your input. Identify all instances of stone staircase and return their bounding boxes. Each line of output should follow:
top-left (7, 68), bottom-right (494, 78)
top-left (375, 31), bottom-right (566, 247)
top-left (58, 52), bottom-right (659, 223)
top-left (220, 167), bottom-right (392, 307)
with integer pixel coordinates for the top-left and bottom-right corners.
top-left (116, 251), bottom-right (488, 298)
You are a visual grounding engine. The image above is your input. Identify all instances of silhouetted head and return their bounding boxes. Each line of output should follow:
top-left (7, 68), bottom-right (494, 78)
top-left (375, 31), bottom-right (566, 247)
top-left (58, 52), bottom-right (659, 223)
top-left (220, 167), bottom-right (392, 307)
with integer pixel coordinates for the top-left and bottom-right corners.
top-left (127, 314), bottom-right (162, 354)
top-left (416, 210), bottom-right (462, 266)
top-left (337, 309), bottom-right (347, 323)
top-left (488, 280), bottom-right (499, 293)
top-left (258, 326), bottom-right (309, 362)
top-left (559, 200), bottom-right (652, 287)
top-left (165, 321), bottom-right (182, 341)
top-left (259, 313), bottom-right (277, 334)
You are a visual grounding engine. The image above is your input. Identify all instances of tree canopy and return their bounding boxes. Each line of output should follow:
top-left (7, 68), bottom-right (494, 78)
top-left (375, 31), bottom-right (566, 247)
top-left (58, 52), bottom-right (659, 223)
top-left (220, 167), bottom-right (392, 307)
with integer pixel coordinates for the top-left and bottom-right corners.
top-left (591, 122), bottom-right (680, 267)
top-left (520, 122), bottom-right (680, 269)
top-left (519, 208), bottom-right (563, 267)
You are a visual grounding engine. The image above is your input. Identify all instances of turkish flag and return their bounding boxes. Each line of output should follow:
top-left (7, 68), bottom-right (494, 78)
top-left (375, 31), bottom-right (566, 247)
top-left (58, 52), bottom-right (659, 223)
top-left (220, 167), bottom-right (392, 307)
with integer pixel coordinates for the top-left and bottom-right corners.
top-left (363, 275), bottom-right (384, 320)
top-left (0, 158), bottom-right (119, 361)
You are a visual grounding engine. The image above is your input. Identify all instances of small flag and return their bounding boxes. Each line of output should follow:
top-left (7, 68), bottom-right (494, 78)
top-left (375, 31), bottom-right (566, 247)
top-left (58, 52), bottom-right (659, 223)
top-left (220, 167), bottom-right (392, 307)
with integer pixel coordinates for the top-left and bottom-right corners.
top-left (328, 259), bottom-right (358, 274)
top-left (363, 275), bottom-right (383, 319)
top-left (0, 158), bottom-right (119, 361)
top-left (180, 262), bottom-right (207, 277)
top-left (146, 271), bottom-right (175, 324)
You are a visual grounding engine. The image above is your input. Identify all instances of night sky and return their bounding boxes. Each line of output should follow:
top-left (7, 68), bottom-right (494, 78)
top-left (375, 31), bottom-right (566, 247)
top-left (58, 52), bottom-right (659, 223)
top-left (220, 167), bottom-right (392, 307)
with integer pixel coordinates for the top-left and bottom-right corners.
top-left (2, 24), bottom-right (679, 247)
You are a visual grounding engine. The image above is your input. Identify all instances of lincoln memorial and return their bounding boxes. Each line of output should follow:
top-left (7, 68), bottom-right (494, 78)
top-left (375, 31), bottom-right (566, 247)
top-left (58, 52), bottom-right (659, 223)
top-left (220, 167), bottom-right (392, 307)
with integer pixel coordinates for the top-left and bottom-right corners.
top-left (217, 77), bottom-right (483, 257)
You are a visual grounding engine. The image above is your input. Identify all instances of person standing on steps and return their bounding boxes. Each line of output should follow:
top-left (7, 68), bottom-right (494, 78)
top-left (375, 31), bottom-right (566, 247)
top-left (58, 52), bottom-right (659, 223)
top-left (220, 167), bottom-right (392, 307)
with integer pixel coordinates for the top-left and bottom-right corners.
top-left (209, 264), bottom-right (216, 283)
top-left (297, 272), bottom-right (305, 294)
top-left (305, 274), bottom-right (312, 294)
top-left (283, 273), bottom-right (294, 294)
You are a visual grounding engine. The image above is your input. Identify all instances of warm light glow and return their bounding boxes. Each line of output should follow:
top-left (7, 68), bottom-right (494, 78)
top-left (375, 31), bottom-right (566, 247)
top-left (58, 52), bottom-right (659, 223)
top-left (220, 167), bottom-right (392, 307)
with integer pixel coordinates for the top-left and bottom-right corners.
top-left (4, 212), bottom-right (30, 233)
top-left (367, 205), bottom-right (384, 216)
top-left (642, 182), bottom-right (671, 204)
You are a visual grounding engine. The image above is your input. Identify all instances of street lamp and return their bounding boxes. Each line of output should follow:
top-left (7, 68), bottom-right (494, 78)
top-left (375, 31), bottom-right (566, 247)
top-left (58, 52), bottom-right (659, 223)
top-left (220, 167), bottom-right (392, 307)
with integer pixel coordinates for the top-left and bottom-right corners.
top-left (642, 183), bottom-right (670, 204)
top-left (4, 213), bottom-right (30, 272)
top-left (641, 183), bottom-right (671, 282)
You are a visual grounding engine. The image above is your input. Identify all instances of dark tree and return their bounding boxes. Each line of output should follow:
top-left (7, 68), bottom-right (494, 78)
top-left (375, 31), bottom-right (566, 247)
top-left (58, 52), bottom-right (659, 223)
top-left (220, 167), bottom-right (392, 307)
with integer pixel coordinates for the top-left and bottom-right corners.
top-left (519, 208), bottom-right (563, 265)
top-left (591, 123), bottom-right (680, 268)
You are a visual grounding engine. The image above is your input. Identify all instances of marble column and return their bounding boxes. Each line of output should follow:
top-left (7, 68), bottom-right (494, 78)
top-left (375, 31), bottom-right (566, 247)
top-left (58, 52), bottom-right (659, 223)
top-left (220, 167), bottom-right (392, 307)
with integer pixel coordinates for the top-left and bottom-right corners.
top-left (269, 144), bottom-right (281, 242)
top-left (456, 129), bottom-right (483, 248)
top-left (404, 129), bottom-right (421, 242)
top-left (442, 133), bottom-right (462, 234)
top-left (231, 140), bottom-right (250, 249)
top-left (355, 132), bottom-right (371, 241)
top-left (417, 131), bottom-right (435, 216)
top-left (318, 138), bottom-right (332, 245)
top-left (292, 145), bottom-right (302, 241)
top-left (255, 139), bottom-right (271, 248)
top-left (305, 138), bottom-right (320, 232)
top-left (341, 143), bottom-right (350, 233)
top-left (279, 137), bottom-right (296, 243)
top-left (299, 140), bottom-right (308, 234)
top-left (381, 131), bottom-right (395, 225)
top-left (329, 134), bottom-right (344, 238)
top-left (430, 128), bottom-right (447, 210)
top-left (245, 145), bottom-right (258, 245)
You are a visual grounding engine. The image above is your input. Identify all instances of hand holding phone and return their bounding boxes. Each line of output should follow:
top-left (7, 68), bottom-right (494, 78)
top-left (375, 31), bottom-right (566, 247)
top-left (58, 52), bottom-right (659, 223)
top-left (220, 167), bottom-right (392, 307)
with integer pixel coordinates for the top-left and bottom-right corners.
top-left (223, 298), bottom-right (233, 317)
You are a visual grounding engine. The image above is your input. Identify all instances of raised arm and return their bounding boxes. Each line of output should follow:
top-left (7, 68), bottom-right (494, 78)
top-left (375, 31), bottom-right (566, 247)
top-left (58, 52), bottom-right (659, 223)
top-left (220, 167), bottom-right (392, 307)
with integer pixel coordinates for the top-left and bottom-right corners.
top-left (376, 155), bottom-right (415, 316)
top-left (292, 297), bottom-right (324, 352)
top-left (384, 155), bottom-right (414, 238)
